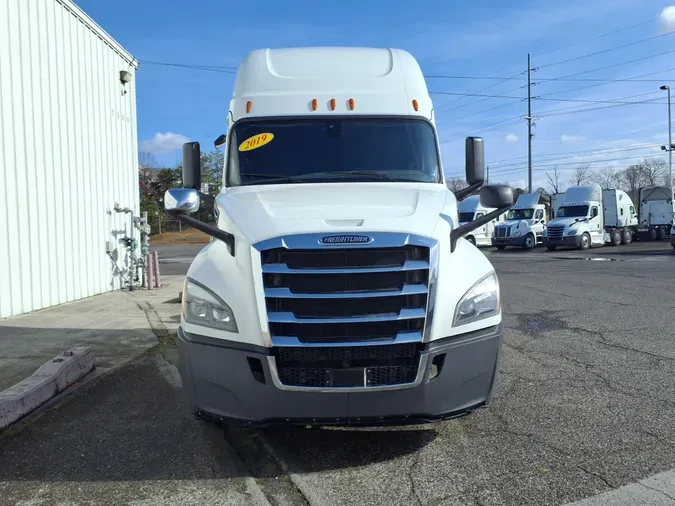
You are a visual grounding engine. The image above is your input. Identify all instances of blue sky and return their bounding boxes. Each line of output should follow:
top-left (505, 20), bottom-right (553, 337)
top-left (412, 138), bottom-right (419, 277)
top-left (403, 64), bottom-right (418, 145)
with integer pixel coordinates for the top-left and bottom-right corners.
top-left (79, 0), bottom-right (675, 190)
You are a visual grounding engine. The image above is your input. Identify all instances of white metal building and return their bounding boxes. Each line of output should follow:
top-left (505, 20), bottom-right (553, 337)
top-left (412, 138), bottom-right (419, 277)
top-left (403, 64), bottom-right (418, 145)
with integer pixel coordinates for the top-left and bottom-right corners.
top-left (0, 0), bottom-right (140, 318)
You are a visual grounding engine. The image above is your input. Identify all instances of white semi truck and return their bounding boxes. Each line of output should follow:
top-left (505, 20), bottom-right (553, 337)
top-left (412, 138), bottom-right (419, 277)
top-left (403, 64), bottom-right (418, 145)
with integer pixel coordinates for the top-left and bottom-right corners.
top-left (491, 193), bottom-right (548, 250)
top-left (636, 186), bottom-right (673, 241)
top-left (543, 184), bottom-right (637, 250)
top-left (162, 47), bottom-right (513, 425)
top-left (458, 195), bottom-right (505, 246)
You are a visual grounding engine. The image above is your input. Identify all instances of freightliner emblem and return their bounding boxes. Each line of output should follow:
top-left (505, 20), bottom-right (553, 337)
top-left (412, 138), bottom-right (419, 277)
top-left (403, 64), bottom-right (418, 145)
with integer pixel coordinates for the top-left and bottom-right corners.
top-left (320, 235), bottom-right (373, 245)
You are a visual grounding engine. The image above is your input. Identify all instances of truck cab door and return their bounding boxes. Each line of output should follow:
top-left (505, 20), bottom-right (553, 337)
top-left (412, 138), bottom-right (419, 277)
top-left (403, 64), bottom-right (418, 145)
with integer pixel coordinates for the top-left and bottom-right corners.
top-left (589, 205), bottom-right (602, 243)
top-left (475, 212), bottom-right (486, 239)
top-left (534, 208), bottom-right (545, 240)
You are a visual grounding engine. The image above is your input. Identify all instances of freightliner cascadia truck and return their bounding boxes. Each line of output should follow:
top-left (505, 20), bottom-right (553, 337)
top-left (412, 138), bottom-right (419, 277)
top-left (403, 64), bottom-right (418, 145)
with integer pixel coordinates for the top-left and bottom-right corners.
top-left (543, 184), bottom-right (637, 250)
top-left (163, 47), bottom-right (513, 425)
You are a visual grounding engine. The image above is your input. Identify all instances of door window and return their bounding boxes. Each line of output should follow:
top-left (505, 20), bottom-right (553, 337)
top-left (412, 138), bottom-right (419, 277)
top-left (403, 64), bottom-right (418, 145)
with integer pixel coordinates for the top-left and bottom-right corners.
top-left (591, 206), bottom-right (599, 218)
top-left (535, 209), bottom-right (544, 221)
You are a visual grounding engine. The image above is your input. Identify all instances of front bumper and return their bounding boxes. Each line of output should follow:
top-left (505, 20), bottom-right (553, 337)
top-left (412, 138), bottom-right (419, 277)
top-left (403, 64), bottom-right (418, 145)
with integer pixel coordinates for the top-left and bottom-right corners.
top-left (543, 235), bottom-right (582, 248)
top-left (491, 236), bottom-right (526, 247)
top-left (176, 324), bottom-right (503, 426)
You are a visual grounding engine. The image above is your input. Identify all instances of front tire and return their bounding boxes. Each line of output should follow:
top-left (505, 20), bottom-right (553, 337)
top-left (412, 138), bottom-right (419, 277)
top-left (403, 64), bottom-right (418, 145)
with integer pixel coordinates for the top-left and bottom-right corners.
top-left (523, 234), bottom-right (535, 250)
top-left (496, 245), bottom-right (506, 250)
top-left (467, 235), bottom-right (477, 246)
top-left (579, 233), bottom-right (591, 250)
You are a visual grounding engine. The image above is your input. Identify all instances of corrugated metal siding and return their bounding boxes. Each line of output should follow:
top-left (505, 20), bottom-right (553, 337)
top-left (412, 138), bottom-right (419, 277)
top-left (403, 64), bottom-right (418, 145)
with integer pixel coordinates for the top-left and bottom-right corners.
top-left (0, 0), bottom-right (139, 318)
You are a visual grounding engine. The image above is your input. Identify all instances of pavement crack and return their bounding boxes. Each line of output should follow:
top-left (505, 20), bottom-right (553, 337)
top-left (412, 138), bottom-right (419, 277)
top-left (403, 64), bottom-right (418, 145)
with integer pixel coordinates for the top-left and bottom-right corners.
top-left (641, 483), bottom-right (675, 502)
top-left (406, 450), bottom-right (424, 506)
top-left (575, 464), bottom-right (613, 488)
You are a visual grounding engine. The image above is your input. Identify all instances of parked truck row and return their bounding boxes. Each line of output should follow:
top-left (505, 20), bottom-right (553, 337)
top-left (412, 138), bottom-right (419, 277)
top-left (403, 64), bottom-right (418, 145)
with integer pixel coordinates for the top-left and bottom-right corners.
top-left (478, 184), bottom-right (673, 251)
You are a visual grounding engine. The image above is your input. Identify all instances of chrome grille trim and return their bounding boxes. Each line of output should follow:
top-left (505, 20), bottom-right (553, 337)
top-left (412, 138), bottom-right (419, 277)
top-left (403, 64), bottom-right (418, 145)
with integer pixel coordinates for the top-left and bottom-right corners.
top-left (254, 232), bottom-right (438, 391)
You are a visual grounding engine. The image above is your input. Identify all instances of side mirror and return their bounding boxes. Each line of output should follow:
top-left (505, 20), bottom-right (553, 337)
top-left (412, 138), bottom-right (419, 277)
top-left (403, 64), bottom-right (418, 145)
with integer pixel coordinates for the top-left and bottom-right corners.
top-left (214, 134), bottom-right (226, 149)
top-left (164, 188), bottom-right (200, 214)
top-left (480, 184), bottom-right (513, 209)
top-left (182, 142), bottom-right (201, 190)
top-left (465, 137), bottom-right (485, 185)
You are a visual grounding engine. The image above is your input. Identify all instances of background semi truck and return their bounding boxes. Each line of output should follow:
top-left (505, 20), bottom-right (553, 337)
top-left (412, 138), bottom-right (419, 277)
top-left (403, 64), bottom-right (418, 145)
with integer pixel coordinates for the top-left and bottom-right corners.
top-left (491, 193), bottom-right (548, 250)
top-left (162, 46), bottom-right (513, 425)
top-left (543, 184), bottom-right (637, 250)
top-left (550, 192), bottom-right (565, 220)
top-left (458, 195), bottom-right (505, 246)
top-left (637, 186), bottom-right (673, 241)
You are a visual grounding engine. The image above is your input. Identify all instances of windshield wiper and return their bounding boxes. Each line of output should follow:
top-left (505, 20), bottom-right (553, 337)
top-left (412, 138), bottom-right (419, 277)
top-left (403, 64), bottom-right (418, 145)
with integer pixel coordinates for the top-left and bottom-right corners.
top-left (242, 173), bottom-right (307, 184)
top-left (292, 170), bottom-right (405, 182)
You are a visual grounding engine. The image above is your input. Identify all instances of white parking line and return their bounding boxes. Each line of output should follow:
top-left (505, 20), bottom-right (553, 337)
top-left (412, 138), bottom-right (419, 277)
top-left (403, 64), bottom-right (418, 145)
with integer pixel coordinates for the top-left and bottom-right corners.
top-left (564, 469), bottom-right (675, 505)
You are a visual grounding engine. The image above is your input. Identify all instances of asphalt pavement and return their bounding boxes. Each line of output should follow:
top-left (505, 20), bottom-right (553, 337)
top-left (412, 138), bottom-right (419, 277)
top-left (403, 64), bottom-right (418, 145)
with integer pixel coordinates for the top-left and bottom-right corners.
top-left (2, 240), bottom-right (674, 505)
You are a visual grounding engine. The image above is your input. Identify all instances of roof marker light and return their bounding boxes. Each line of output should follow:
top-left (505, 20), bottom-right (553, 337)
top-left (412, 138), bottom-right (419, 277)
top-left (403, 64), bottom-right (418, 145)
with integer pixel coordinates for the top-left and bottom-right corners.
top-left (412, 99), bottom-right (419, 111)
top-left (311, 99), bottom-right (318, 111)
top-left (246, 101), bottom-right (252, 113)
top-left (330, 98), bottom-right (336, 111)
top-left (348, 98), bottom-right (355, 110)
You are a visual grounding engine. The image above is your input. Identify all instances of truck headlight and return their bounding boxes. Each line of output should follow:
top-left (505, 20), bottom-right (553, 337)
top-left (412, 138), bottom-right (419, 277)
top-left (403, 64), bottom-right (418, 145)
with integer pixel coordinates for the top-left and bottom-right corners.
top-left (512, 230), bottom-right (523, 237)
top-left (453, 272), bottom-right (500, 327)
top-left (566, 228), bottom-right (578, 236)
top-left (182, 279), bottom-right (238, 332)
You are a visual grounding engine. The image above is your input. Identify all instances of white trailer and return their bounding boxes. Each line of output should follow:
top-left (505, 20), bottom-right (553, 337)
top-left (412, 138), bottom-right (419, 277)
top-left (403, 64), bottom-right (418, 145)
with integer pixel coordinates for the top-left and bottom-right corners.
top-left (543, 185), bottom-right (637, 250)
top-left (458, 195), bottom-right (505, 246)
top-left (161, 47), bottom-right (514, 425)
top-left (491, 193), bottom-right (548, 250)
top-left (637, 186), bottom-right (673, 241)
top-left (0, 0), bottom-right (140, 317)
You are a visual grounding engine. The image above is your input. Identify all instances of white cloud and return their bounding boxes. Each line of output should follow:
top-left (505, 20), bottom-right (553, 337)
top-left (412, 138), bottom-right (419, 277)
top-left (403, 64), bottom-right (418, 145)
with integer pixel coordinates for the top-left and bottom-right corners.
top-left (140, 132), bottom-right (190, 154)
top-left (561, 134), bottom-right (585, 143)
top-left (660, 6), bottom-right (675, 33)
top-left (505, 133), bottom-right (519, 142)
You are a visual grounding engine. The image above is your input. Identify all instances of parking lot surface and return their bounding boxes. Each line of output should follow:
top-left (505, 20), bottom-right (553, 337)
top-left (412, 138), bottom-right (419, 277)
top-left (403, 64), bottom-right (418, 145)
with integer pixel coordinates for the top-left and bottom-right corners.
top-left (1, 241), bottom-right (674, 505)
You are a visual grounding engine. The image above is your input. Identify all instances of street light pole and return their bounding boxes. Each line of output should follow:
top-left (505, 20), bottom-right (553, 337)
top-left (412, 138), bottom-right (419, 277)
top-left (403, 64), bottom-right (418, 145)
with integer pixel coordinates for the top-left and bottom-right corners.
top-left (661, 85), bottom-right (672, 196)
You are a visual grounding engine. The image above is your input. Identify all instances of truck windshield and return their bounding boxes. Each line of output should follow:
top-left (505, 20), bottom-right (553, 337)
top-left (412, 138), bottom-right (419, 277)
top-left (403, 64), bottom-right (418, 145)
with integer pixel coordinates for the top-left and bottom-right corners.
top-left (458, 212), bottom-right (475, 223)
top-left (557, 205), bottom-right (589, 218)
top-left (226, 117), bottom-right (441, 186)
top-left (506, 209), bottom-right (534, 220)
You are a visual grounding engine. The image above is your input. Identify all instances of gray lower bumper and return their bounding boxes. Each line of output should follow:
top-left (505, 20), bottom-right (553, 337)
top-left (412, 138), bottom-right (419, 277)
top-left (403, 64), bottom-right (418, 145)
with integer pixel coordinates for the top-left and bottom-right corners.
top-left (543, 235), bottom-right (581, 248)
top-left (491, 237), bottom-right (525, 247)
top-left (176, 324), bottom-right (503, 425)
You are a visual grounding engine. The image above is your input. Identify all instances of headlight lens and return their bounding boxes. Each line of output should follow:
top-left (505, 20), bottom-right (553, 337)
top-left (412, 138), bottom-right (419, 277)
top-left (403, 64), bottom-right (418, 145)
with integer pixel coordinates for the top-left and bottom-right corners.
top-left (182, 279), bottom-right (238, 332)
top-left (566, 228), bottom-right (578, 236)
top-left (453, 272), bottom-right (500, 327)
top-left (512, 230), bottom-right (523, 237)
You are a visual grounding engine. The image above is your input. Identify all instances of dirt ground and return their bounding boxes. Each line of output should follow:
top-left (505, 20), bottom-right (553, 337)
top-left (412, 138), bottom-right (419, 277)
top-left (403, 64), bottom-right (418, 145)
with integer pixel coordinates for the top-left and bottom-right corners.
top-left (149, 228), bottom-right (211, 245)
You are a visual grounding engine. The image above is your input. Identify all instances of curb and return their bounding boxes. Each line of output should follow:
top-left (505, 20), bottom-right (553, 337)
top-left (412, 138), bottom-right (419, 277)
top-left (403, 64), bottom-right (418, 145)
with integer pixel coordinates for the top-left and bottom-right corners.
top-left (0, 347), bottom-right (95, 430)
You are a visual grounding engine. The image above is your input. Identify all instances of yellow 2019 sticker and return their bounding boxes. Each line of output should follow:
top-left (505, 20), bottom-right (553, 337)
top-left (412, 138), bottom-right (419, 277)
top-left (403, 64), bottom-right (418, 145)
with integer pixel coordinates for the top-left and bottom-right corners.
top-left (239, 133), bottom-right (274, 152)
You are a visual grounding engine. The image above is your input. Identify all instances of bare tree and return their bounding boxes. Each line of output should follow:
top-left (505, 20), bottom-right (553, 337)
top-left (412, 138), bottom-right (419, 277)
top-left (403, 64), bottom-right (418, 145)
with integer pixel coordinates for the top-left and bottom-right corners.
top-left (545, 165), bottom-right (564, 194)
top-left (592, 167), bottom-right (621, 189)
top-left (139, 151), bottom-right (158, 170)
top-left (640, 157), bottom-right (667, 186)
top-left (446, 177), bottom-right (468, 192)
top-left (569, 164), bottom-right (591, 186)
top-left (620, 164), bottom-right (647, 203)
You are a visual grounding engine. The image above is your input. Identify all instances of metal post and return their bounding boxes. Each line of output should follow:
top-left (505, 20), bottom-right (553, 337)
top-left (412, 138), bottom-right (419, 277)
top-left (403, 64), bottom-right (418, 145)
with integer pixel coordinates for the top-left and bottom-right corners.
top-left (662, 85), bottom-right (673, 197)
top-left (527, 53), bottom-right (533, 193)
top-left (486, 165), bottom-right (489, 185)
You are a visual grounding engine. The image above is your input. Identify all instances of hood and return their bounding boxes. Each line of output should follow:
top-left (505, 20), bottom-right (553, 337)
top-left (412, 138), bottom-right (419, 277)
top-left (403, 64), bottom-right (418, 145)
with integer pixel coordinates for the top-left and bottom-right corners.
top-left (548, 217), bottom-right (585, 228)
top-left (217, 183), bottom-right (451, 243)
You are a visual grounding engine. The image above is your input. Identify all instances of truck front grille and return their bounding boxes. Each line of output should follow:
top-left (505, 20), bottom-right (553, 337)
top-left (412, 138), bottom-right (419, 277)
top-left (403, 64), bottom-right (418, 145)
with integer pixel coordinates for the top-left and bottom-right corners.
top-left (274, 343), bottom-right (421, 388)
top-left (495, 226), bottom-right (511, 238)
top-left (256, 233), bottom-right (436, 389)
top-left (546, 225), bottom-right (564, 239)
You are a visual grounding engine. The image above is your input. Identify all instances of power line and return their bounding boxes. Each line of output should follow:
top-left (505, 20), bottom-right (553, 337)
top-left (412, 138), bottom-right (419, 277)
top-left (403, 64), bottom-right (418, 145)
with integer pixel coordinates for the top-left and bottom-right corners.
top-left (544, 49), bottom-right (675, 81)
top-left (536, 31), bottom-right (675, 70)
top-left (429, 90), bottom-right (667, 105)
top-left (530, 16), bottom-right (660, 59)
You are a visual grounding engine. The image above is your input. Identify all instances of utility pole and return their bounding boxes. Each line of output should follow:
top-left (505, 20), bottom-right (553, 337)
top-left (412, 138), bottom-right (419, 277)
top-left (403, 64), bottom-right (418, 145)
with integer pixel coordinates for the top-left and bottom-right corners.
top-left (661, 85), bottom-right (672, 195)
top-left (527, 53), bottom-right (533, 193)
top-left (486, 165), bottom-right (489, 185)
